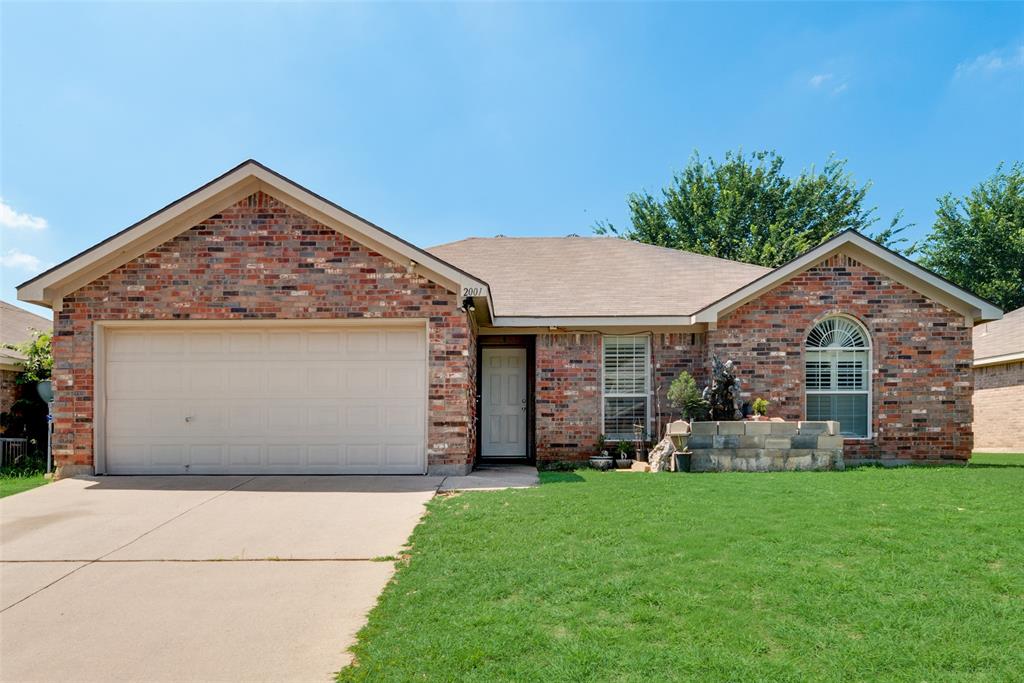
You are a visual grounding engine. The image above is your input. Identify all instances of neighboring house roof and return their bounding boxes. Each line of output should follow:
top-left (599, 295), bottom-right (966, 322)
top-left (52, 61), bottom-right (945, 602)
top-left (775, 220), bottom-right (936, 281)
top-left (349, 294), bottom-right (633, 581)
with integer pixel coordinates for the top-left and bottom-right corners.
top-left (16, 160), bottom-right (491, 313)
top-left (0, 300), bottom-right (52, 369)
top-left (691, 230), bottom-right (1003, 325)
top-left (973, 306), bottom-right (1024, 367)
top-left (429, 237), bottom-right (770, 322)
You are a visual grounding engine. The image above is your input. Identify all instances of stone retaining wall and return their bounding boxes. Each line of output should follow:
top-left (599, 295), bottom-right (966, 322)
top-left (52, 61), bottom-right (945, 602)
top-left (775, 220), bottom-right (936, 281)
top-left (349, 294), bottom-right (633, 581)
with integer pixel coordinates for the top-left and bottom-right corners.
top-left (686, 420), bottom-right (844, 472)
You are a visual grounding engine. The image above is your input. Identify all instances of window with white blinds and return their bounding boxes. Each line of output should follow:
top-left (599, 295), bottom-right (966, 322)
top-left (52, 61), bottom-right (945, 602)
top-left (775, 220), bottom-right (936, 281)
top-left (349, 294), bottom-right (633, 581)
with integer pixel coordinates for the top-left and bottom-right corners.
top-left (805, 317), bottom-right (871, 438)
top-left (602, 335), bottom-right (650, 440)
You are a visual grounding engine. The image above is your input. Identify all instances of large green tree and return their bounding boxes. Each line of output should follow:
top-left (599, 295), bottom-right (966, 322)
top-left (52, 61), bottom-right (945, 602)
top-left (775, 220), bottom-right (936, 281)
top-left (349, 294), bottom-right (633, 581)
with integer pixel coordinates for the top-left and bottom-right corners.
top-left (912, 162), bottom-right (1024, 312)
top-left (595, 149), bottom-right (907, 267)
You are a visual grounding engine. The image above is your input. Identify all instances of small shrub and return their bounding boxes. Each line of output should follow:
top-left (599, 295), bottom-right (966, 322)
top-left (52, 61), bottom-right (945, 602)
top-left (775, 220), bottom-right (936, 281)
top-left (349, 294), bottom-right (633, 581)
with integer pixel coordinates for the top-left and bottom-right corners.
top-left (752, 397), bottom-right (769, 416)
top-left (615, 441), bottom-right (634, 458)
top-left (667, 371), bottom-right (711, 421)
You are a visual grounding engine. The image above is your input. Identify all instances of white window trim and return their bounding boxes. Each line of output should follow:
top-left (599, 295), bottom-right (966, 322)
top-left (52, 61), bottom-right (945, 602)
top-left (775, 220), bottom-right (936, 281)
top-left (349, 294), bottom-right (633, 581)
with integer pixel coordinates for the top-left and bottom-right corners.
top-left (804, 314), bottom-right (873, 440)
top-left (601, 334), bottom-right (652, 441)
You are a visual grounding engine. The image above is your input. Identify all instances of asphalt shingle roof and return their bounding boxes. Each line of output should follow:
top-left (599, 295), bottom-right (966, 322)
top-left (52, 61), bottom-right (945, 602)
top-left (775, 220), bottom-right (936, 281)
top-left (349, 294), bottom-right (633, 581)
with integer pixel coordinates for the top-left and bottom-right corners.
top-left (428, 237), bottom-right (771, 318)
top-left (0, 300), bottom-right (52, 363)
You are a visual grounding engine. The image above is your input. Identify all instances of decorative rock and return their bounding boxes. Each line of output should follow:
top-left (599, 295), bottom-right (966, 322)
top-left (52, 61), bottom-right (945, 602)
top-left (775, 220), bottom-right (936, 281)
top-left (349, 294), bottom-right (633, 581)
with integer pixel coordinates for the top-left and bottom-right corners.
top-left (647, 436), bottom-right (676, 473)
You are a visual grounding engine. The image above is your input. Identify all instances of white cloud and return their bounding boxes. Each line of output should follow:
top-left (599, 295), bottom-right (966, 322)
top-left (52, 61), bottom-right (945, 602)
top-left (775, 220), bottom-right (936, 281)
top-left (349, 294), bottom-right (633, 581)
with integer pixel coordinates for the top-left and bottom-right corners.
top-left (832, 83), bottom-right (848, 95)
top-left (0, 249), bottom-right (43, 271)
top-left (809, 73), bottom-right (833, 88)
top-left (0, 198), bottom-right (48, 231)
top-left (954, 45), bottom-right (1024, 79)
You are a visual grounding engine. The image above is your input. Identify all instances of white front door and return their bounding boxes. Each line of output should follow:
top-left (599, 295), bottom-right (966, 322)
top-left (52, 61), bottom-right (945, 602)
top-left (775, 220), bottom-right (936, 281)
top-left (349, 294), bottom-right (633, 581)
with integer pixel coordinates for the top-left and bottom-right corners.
top-left (102, 325), bottom-right (427, 475)
top-left (481, 347), bottom-right (527, 458)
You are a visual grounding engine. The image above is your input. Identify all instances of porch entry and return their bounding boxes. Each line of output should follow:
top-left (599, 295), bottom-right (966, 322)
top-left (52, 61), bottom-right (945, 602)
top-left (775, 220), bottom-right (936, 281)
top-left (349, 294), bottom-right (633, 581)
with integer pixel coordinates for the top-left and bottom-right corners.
top-left (480, 347), bottom-right (528, 458)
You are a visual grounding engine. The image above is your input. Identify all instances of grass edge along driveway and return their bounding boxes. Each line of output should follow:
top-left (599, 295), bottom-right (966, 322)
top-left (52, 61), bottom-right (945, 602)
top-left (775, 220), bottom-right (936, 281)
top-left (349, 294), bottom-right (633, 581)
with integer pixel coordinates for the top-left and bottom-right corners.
top-left (0, 471), bottom-right (48, 498)
top-left (339, 456), bottom-right (1024, 682)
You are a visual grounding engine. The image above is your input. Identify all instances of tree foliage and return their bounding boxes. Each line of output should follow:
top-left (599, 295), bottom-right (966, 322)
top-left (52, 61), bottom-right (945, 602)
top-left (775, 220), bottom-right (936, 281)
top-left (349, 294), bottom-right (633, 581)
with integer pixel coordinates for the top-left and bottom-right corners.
top-left (5, 331), bottom-right (53, 385)
top-left (596, 149), bottom-right (908, 267)
top-left (666, 371), bottom-right (710, 421)
top-left (911, 162), bottom-right (1024, 312)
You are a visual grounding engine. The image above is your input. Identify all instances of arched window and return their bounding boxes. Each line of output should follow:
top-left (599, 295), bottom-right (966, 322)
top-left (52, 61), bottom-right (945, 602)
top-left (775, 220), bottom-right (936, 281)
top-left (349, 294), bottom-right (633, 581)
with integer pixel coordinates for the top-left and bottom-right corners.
top-left (805, 316), bottom-right (870, 438)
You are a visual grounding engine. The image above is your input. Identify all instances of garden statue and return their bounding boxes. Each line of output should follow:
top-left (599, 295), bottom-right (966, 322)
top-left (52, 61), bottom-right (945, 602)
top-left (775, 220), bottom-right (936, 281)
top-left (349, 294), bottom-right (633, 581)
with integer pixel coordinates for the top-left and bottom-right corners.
top-left (702, 355), bottom-right (743, 420)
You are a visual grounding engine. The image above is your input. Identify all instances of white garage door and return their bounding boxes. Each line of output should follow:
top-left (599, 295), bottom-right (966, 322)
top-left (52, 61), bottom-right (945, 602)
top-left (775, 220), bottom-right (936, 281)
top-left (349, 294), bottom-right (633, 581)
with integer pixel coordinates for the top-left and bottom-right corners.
top-left (102, 325), bottom-right (427, 474)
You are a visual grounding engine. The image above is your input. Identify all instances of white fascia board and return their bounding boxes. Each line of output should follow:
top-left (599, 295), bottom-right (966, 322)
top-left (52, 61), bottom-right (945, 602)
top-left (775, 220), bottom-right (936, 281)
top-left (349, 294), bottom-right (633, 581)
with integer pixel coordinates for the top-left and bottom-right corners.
top-left (693, 231), bottom-right (1003, 324)
top-left (974, 351), bottom-right (1024, 367)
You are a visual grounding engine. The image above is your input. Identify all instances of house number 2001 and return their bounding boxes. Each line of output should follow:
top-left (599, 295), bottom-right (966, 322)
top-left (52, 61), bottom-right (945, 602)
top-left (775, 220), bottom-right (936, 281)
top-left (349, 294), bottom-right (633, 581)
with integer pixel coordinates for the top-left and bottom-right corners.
top-left (462, 287), bottom-right (486, 297)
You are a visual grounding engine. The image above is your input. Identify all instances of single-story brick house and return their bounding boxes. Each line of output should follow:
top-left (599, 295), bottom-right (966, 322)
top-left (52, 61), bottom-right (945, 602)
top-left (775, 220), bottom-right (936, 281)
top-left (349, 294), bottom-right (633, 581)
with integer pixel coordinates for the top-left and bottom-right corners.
top-left (17, 161), bottom-right (1002, 477)
top-left (972, 306), bottom-right (1023, 451)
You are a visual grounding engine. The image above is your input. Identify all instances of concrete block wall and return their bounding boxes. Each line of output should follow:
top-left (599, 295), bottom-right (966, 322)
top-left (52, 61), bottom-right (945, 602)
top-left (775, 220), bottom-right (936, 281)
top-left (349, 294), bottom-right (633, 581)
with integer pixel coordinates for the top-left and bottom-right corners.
top-left (687, 420), bottom-right (844, 472)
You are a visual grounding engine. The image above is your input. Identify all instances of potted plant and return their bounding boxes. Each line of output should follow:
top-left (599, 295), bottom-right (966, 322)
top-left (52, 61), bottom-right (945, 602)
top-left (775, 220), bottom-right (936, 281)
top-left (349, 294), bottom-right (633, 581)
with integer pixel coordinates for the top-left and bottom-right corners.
top-left (750, 397), bottom-right (769, 421)
top-left (589, 434), bottom-right (614, 470)
top-left (614, 440), bottom-right (634, 469)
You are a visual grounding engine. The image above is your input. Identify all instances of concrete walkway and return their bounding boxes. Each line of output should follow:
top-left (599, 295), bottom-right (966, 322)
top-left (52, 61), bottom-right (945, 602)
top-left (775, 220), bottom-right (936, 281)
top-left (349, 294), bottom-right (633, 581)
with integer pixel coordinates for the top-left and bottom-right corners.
top-left (0, 469), bottom-right (536, 682)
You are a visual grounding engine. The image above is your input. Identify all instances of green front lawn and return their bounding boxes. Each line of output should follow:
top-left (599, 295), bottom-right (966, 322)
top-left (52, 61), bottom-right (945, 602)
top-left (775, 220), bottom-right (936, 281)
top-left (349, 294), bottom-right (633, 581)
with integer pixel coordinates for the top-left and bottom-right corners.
top-left (970, 451), bottom-right (1024, 466)
top-left (0, 471), bottom-right (48, 498)
top-left (340, 462), bottom-right (1024, 682)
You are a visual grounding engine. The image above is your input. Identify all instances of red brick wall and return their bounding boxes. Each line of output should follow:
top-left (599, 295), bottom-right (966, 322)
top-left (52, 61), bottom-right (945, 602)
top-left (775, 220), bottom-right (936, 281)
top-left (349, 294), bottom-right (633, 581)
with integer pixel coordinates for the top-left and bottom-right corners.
top-left (973, 362), bottom-right (1024, 449)
top-left (707, 253), bottom-right (974, 462)
top-left (534, 331), bottom-right (705, 462)
top-left (53, 191), bottom-right (475, 474)
top-left (535, 333), bottom-right (601, 461)
top-left (652, 332), bottom-right (706, 431)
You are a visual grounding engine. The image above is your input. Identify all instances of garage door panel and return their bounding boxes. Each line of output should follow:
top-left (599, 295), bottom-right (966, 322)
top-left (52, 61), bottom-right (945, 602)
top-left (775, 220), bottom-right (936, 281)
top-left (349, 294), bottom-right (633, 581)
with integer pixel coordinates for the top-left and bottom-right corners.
top-left (386, 366), bottom-right (424, 396)
top-left (189, 366), bottom-right (227, 394)
top-left (386, 330), bottom-right (425, 356)
top-left (104, 326), bottom-right (427, 474)
top-left (228, 444), bottom-right (263, 467)
top-left (307, 331), bottom-right (342, 354)
top-left (227, 332), bottom-right (262, 354)
top-left (307, 367), bottom-right (341, 393)
top-left (149, 333), bottom-right (186, 356)
top-left (308, 444), bottom-right (343, 466)
top-left (106, 364), bottom-right (149, 396)
top-left (386, 443), bottom-right (422, 467)
top-left (308, 404), bottom-right (342, 431)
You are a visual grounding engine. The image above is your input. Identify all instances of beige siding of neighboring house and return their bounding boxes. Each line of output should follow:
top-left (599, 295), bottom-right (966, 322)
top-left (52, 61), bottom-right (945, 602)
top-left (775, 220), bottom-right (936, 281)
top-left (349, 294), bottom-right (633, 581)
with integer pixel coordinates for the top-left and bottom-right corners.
top-left (973, 361), bottom-right (1024, 450)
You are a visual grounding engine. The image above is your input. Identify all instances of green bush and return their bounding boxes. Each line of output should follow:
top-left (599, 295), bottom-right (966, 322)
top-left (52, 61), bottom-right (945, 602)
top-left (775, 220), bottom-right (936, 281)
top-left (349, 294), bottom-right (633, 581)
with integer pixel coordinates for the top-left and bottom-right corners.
top-left (667, 371), bottom-right (711, 421)
top-left (752, 397), bottom-right (769, 416)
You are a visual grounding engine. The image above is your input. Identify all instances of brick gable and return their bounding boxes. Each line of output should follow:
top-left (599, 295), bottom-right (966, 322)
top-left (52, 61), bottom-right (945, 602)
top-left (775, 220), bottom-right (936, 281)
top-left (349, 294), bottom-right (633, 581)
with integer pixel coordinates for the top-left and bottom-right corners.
top-left (52, 191), bottom-right (475, 474)
top-left (707, 253), bottom-right (974, 462)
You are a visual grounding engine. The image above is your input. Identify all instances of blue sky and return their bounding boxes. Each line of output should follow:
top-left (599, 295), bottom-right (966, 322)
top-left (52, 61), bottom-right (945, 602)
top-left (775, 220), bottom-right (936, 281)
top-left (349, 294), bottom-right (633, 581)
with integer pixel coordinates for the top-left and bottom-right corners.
top-left (2, 2), bottom-right (1022, 317)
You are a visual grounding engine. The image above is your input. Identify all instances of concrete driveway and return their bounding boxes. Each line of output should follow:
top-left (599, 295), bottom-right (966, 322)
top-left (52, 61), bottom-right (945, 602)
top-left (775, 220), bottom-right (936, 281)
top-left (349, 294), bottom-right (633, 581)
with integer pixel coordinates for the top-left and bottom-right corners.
top-left (0, 475), bottom-right (444, 683)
